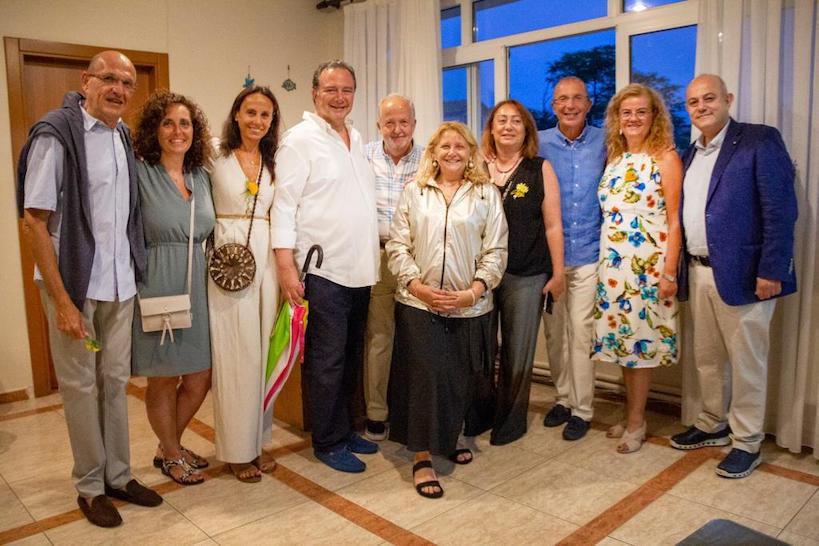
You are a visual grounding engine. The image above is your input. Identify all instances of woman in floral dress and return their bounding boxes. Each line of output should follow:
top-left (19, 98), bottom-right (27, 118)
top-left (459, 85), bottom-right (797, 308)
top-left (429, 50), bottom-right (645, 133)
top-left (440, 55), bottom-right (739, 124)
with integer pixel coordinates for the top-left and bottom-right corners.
top-left (592, 83), bottom-right (682, 453)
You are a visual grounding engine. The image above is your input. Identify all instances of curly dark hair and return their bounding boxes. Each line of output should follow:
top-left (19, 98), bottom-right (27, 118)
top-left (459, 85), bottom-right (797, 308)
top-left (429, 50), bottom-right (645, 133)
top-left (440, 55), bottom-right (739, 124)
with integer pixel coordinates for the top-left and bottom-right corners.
top-left (133, 89), bottom-right (212, 171)
top-left (220, 86), bottom-right (280, 179)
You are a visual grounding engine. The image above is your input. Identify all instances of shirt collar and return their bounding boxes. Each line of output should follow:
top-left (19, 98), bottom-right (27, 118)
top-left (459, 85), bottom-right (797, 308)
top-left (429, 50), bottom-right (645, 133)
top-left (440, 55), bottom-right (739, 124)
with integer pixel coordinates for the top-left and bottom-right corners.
top-left (304, 111), bottom-right (353, 135)
top-left (556, 122), bottom-right (589, 145)
top-left (80, 102), bottom-right (118, 132)
top-left (378, 139), bottom-right (418, 164)
top-left (695, 120), bottom-right (730, 154)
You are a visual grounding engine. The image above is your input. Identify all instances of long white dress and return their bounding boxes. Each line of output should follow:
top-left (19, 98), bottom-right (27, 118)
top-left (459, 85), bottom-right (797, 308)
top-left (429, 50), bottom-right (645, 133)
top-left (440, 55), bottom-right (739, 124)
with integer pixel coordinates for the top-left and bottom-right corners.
top-left (208, 151), bottom-right (279, 463)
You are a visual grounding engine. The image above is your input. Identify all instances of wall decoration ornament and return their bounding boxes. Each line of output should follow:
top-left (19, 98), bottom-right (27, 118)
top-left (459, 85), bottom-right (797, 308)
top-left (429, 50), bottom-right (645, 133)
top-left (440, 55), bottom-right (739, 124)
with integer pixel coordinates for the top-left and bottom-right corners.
top-left (243, 66), bottom-right (255, 89)
top-left (282, 65), bottom-right (296, 92)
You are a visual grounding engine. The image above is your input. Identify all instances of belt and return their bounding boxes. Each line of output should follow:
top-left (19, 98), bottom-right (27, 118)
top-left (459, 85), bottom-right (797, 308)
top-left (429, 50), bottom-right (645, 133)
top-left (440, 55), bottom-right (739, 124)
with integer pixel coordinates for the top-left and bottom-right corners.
top-left (216, 214), bottom-right (270, 221)
top-left (690, 255), bottom-right (711, 267)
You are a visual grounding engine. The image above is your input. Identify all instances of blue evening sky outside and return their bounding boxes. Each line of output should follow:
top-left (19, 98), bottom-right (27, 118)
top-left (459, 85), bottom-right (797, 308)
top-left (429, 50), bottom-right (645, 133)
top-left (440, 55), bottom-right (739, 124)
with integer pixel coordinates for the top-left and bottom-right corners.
top-left (473, 0), bottom-right (607, 41)
top-left (508, 30), bottom-right (615, 113)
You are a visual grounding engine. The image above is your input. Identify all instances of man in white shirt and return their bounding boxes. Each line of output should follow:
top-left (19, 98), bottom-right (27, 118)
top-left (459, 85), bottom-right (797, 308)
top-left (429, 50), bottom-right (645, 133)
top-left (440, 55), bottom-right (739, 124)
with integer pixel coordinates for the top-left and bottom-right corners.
top-left (363, 94), bottom-right (423, 441)
top-left (272, 60), bottom-right (380, 473)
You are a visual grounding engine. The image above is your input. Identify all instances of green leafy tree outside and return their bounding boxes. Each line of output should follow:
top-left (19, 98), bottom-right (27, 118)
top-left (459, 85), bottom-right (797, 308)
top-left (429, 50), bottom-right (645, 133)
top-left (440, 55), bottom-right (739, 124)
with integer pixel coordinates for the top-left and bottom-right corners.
top-left (527, 44), bottom-right (691, 150)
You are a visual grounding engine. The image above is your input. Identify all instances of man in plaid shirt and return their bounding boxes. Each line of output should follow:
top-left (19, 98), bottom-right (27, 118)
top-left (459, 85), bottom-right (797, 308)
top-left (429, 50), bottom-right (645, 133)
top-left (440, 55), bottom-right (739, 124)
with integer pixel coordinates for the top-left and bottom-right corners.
top-left (364, 94), bottom-right (423, 441)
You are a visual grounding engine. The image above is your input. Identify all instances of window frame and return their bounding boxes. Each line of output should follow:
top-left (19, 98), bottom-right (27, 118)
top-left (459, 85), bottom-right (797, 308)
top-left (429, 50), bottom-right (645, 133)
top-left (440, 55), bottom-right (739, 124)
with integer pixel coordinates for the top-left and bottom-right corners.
top-left (441, 0), bottom-right (699, 135)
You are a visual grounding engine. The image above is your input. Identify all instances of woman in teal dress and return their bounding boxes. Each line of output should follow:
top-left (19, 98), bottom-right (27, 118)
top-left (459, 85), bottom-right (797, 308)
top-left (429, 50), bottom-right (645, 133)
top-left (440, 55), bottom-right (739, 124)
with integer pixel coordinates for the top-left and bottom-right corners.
top-left (133, 90), bottom-right (215, 485)
top-left (591, 83), bottom-right (682, 454)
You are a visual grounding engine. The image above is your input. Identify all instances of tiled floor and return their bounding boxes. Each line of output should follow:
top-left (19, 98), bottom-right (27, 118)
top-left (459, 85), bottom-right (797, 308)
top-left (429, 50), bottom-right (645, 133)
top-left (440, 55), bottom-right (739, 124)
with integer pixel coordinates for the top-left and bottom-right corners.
top-left (1, 381), bottom-right (818, 545)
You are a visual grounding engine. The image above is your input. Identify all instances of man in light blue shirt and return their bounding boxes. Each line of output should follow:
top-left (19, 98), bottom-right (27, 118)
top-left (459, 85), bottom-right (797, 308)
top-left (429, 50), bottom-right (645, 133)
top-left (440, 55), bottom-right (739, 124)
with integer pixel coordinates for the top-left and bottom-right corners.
top-left (18, 51), bottom-right (160, 528)
top-left (538, 76), bottom-right (607, 441)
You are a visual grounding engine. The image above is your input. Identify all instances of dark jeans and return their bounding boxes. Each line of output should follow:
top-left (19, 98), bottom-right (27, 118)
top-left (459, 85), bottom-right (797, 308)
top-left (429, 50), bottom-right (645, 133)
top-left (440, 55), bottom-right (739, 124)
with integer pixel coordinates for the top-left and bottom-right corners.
top-left (303, 274), bottom-right (371, 452)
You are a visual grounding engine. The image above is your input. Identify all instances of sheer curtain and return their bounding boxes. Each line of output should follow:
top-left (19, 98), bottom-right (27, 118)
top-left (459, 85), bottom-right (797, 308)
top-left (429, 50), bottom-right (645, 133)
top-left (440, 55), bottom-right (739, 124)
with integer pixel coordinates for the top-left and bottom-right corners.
top-left (687, 0), bottom-right (819, 456)
top-left (343, 0), bottom-right (442, 145)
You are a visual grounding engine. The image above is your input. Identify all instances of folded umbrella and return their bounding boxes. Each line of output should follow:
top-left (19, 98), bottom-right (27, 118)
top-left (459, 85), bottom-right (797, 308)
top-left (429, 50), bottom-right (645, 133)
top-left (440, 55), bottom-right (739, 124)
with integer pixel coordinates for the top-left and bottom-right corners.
top-left (263, 245), bottom-right (324, 418)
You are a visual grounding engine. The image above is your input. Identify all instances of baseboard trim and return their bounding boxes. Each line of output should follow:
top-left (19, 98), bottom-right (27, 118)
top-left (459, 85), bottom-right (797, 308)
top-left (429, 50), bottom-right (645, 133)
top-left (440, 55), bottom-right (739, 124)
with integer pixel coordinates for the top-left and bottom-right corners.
top-left (0, 389), bottom-right (30, 404)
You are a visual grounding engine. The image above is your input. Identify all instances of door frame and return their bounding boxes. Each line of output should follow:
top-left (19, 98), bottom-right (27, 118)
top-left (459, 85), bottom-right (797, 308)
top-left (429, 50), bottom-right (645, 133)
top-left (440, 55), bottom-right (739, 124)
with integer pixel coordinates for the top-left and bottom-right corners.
top-left (4, 37), bottom-right (169, 396)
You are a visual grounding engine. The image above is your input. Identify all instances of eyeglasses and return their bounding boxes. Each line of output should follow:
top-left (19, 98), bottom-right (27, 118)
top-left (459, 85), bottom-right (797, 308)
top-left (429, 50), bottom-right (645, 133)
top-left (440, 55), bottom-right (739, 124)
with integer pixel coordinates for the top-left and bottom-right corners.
top-left (619, 108), bottom-right (652, 119)
top-left (88, 73), bottom-right (137, 92)
top-left (553, 94), bottom-right (588, 105)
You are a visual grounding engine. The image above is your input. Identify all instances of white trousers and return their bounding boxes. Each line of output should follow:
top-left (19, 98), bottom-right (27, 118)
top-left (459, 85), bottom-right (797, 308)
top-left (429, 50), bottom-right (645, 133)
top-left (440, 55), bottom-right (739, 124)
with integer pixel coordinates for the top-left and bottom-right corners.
top-left (688, 264), bottom-right (776, 453)
top-left (542, 263), bottom-right (598, 421)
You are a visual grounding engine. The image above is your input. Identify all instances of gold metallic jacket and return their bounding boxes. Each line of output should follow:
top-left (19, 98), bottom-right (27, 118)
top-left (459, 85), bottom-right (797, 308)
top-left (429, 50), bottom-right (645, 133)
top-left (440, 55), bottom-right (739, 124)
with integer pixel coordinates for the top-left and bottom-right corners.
top-left (386, 177), bottom-right (508, 318)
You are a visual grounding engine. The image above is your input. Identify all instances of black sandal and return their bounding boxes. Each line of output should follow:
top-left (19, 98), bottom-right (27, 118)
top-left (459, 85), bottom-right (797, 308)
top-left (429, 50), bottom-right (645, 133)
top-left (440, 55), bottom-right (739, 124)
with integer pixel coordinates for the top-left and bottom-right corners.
top-left (161, 458), bottom-right (204, 486)
top-left (448, 448), bottom-right (473, 465)
top-left (412, 459), bottom-right (443, 499)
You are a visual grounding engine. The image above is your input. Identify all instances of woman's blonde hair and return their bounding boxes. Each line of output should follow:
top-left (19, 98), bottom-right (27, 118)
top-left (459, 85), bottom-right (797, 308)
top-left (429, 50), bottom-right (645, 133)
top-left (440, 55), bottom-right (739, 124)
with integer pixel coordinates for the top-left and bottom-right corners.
top-left (416, 121), bottom-right (490, 186)
top-left (604, 83), bottom-right (674, 161)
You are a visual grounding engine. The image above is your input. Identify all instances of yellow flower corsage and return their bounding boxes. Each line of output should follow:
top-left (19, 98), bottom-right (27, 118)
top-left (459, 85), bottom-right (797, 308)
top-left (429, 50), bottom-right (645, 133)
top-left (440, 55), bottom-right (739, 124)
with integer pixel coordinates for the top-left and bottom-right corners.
top-left (511, 182), bottom-right (529, 199)
top-left (245, 180), bottom-right (259, 196)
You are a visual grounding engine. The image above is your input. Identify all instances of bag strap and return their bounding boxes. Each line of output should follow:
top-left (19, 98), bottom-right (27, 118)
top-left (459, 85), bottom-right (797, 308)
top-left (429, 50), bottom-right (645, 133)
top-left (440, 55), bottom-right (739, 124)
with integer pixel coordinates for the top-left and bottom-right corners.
top-left (185, 173), bottom-right (196, 296)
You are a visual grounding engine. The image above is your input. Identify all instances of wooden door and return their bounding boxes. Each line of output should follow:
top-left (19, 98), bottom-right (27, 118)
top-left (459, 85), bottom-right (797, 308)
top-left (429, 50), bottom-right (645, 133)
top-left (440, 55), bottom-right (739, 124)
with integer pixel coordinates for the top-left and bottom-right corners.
top-left (4, 38), bottom-right (169, 396)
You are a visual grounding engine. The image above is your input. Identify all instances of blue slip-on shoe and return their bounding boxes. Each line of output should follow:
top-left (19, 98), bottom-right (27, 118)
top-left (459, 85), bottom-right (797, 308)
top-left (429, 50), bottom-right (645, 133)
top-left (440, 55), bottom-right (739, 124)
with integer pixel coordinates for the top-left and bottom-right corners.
top-left (314, 446), bottom-right (366, 473)
top-left (562, 415), bottom-right (590, 441)
top-left (716, 448), bottom-right (761, 479)
top-left (543, 404), bottom-right (571, 427)
top-left (347, 432), bottom-right (379, 454)
top-left (670, 426), bottom-right (731, 450)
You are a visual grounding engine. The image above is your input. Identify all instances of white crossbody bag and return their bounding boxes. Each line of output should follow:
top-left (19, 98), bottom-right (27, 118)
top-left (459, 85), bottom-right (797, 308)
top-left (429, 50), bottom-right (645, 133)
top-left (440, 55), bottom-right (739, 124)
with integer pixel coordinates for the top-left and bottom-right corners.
top-left (139, 191), bottom-right (195, 345)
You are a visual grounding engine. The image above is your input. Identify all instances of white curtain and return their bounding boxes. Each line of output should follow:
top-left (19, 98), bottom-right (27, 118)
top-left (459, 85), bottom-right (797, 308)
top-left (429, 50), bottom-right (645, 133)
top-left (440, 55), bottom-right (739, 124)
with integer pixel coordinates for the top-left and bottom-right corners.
top-left (343, 0), bottom-right (442, 145)
top-left (687, 0), bottom-right (819, 456)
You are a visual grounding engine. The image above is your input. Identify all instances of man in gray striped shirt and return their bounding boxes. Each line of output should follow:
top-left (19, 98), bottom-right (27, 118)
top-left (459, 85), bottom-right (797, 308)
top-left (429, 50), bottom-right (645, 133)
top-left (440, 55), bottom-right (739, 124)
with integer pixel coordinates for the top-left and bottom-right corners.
top-left (363, 94), bottom-right (422, 441)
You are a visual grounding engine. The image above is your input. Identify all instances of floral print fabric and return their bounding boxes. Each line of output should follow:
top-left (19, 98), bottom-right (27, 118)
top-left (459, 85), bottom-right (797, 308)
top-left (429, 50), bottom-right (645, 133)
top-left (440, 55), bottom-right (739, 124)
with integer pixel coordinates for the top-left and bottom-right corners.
top-left (592, 152), bottom-right (678, 368)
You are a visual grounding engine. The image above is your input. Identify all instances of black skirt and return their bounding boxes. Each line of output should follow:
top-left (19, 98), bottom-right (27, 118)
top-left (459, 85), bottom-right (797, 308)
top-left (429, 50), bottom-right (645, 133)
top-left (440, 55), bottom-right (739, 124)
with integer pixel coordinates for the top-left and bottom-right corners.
top-left (388, 302), bottom-right (494, 455)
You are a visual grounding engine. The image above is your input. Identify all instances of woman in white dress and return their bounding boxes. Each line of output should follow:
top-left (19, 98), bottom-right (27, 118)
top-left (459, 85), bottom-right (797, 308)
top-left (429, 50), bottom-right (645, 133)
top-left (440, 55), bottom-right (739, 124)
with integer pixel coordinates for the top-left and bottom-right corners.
top-left (209, 86), bottom-right (280, 482)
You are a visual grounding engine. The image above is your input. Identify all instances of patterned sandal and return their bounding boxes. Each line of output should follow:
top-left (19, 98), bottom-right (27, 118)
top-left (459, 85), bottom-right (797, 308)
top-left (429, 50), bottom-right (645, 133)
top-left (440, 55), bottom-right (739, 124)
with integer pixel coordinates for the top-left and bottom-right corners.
top-left (152, 445), bottom-right (209, 470)
top-left (161, 458), bottom-right (204, 485)
top-left (181, 446), bottom-right (209, 469)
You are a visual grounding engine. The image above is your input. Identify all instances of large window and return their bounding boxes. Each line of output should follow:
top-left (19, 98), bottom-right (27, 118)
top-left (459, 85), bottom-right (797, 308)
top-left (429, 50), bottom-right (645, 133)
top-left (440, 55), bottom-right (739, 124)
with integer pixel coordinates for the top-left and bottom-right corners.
top-left (624, 0), bottom-right (685, 13)
top-left (630, 25), bottom-right (697, 149)
top-left (441, 6), bottom-right (461, 49)
top-left (442, 0), bottom-right (698, 143)
top-left (443, 66), bottom-right (467, 123)
top-left (473, 0), bottom-right (607, 42)
top-left (509, 30), bottom-right (616, 130)
top-left (443, 60), bottom-right (495, 136)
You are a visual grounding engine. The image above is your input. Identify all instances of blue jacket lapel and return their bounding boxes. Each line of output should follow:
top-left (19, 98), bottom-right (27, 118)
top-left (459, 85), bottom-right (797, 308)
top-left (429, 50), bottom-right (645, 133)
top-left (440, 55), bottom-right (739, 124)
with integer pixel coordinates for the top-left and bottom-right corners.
top-left (706, 119), bottom-right (742, 205)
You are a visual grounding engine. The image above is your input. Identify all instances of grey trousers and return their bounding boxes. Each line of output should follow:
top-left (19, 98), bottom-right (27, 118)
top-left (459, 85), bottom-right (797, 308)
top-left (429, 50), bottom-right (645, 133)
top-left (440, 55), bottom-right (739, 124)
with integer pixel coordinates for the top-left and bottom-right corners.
top-left (39, 286), bottom-right (134, 497)
top-left (491, 272), bottom-right (548, 445)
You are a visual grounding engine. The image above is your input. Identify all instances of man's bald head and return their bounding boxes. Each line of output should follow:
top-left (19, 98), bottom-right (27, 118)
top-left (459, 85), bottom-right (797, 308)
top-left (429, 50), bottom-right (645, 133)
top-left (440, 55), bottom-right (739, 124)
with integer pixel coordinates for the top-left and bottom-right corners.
top-left (685, 73), bottom-right (734, 144)
top-left (81, 50), bottom-right (137, 128)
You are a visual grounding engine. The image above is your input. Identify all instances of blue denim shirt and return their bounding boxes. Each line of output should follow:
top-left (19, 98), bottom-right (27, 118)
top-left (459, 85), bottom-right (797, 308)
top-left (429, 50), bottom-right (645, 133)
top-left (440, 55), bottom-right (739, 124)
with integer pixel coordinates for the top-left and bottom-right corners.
top-left (538, 124), bottom-right (606, 267)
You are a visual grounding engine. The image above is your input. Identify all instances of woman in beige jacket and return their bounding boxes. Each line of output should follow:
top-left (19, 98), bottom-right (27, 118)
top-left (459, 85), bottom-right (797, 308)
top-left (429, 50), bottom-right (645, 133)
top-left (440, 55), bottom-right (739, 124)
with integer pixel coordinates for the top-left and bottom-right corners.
top-left (386, 121), bottom-right (508, 499)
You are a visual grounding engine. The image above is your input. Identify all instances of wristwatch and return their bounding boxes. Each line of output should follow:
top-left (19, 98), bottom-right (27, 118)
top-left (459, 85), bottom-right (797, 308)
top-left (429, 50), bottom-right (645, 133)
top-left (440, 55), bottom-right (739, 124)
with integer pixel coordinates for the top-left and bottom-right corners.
top-left (661, 273), bottom-right (677, 283)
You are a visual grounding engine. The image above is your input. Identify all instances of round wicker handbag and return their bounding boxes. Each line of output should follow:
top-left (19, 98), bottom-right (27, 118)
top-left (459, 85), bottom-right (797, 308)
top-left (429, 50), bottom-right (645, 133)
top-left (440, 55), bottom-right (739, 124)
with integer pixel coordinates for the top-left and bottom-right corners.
top-left (208, 162), bottom-right (262, 292)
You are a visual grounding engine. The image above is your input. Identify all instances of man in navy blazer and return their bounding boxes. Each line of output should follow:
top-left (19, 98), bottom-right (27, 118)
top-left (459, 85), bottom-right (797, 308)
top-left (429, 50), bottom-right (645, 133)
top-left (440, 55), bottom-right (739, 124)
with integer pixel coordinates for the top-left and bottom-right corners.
top-left (670, 74), bottom-right (797, 478)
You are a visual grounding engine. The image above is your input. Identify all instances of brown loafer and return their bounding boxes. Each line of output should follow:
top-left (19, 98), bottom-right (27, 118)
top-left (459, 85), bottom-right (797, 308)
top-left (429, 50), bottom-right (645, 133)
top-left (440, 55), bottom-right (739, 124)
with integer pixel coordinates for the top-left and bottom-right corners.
top-left (77, 495), bottom-right (122, 527)
top-left (105, 479), bottom-right (163, 507)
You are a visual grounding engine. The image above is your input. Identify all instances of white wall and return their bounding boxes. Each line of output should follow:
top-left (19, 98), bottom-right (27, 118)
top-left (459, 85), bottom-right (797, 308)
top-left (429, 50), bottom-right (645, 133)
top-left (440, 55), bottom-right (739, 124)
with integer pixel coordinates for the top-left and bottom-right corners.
top-left (0, 0), bottom-right (343, 395)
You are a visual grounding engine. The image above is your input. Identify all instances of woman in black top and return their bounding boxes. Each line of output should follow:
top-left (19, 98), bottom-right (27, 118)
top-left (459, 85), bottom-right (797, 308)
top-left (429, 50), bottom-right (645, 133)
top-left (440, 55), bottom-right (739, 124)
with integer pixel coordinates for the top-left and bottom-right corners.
top-left (483, 100), bottom-right (565, 445)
